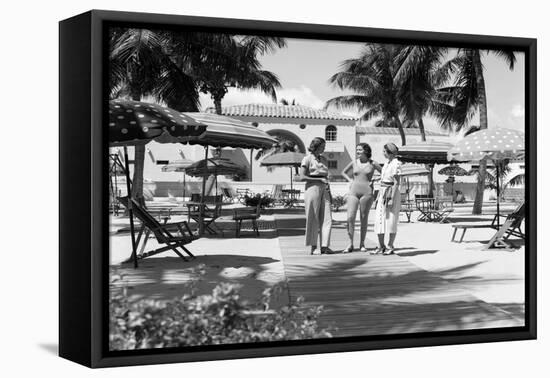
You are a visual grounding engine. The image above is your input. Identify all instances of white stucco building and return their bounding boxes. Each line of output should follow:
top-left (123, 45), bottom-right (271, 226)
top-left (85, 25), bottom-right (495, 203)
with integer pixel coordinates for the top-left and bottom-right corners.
top-left (116, 103), bottom-right (521, 200)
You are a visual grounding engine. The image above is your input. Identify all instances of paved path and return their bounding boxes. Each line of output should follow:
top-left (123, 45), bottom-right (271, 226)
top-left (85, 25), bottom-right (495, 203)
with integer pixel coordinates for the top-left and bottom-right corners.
top-left (275, 213), bottom-right (523, 337)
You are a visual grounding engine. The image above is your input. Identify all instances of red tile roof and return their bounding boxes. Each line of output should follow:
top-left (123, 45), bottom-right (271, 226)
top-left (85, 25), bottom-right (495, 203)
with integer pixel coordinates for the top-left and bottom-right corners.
top-left (206, 103), bottom-right (357, 121)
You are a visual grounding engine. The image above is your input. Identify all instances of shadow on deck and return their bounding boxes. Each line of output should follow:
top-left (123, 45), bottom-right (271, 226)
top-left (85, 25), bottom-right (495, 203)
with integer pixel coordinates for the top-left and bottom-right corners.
top-left (274, 214), bottom-right (524, 337)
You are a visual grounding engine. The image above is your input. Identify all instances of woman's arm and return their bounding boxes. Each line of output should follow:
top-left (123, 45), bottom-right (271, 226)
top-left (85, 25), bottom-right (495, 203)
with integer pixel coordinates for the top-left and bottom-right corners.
top-left (299, 165), bottom-right (327, 183)
top-left (341, 161), bottom-right (354, 182)
top-left (372, 160), bottom-right (383, 172)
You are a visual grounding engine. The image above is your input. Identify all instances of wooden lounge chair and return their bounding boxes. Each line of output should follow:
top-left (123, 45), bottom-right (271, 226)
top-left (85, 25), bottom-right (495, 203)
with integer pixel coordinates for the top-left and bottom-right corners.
top-left (400, 195), bottom-right (414, 222)
top-left (187, 194), bottom-right (223, 235)
top-left (483, 202), bottom-right (525, 249)
top-left (232, 205), bottom-right (261, 237)
top-left (451, 202), bottom-right (525, 248)
top-left (118, 197), bottom-right (197, 262)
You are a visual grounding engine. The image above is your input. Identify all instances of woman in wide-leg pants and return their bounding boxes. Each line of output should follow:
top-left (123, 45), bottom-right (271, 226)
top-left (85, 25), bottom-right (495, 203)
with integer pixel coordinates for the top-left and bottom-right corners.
top-left (300, 137), bottom-right (334, 255)
top-left (304, 182), bottom-right (332, 249)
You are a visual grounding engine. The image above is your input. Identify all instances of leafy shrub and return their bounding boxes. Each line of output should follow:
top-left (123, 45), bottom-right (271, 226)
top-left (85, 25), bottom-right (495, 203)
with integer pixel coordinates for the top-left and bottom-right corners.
top-left (244, 193), bottom-right (275, 208)
top-left (109, 271), bottom-right (332, 350)
top-left (331, 195), bottom-right (346, 212)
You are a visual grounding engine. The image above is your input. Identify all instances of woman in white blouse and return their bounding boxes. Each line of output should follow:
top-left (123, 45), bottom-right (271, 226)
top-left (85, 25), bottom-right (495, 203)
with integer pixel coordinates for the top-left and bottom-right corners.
top-left (373, 143), bottom-right (402, 255)
top-left (299, 137), bottom-right (334, 255)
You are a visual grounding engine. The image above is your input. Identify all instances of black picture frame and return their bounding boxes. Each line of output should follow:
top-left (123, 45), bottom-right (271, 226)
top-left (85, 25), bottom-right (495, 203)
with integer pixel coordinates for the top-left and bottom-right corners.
top-left (59, 9), bottom-right (537, 368)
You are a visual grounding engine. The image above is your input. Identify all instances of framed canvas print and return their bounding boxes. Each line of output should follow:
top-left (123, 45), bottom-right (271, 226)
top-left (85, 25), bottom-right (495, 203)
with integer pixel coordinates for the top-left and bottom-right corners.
top-left (59, 10), bottom-right (537, 368)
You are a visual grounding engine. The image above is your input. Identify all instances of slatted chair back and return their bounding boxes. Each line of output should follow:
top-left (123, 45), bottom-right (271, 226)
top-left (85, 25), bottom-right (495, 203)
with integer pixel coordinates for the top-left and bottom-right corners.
top-left (117, 197), bottom-right (169, 242)
top-left (507, 201), bottom-right (525, 229)
top-left (436, 195), bottom-right (454, 210)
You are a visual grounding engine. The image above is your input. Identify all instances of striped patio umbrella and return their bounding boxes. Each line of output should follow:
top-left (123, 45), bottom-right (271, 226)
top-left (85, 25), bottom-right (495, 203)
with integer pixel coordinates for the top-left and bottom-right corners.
top-left (397, 141), bottom-right (459, 197)
top-left (179, 112), bottom-right (276, 234)
top-left (260, 152), bottom-right (306, 193)
top-left (448, 128), bottom-right (525, 224)
top-left (184, 112), bottom-right (277, 149)
top-left (161, 159), bottom-right (195, 199)
top-left (398, 141), bottom-right (456, 164)
top-left (185, 158), bottom-right (247, 196)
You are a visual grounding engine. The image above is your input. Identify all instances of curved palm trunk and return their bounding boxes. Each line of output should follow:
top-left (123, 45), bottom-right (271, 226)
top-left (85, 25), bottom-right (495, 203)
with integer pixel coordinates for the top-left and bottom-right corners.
top-left (394, 115), bottom-right (406, 146)
top-left (472, 50), bottom-right (488, 215)
top-left (213, 97), bottom-right (223, 115)
top-left (418, 118), bottom-right (435, 196)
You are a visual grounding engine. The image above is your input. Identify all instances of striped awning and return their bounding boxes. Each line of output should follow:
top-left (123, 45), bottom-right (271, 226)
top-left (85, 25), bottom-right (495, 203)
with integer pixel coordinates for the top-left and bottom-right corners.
top-left (448, 128), bottom-right (525, 162)
top-left (183, 112), bottom-right (277, 149)
top-left (398, 141), bottom-right (458, 164)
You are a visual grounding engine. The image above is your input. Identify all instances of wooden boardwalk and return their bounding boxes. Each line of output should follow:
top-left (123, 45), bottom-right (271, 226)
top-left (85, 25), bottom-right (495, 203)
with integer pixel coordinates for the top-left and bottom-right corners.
top-left (275, 214), bottom-right (523, 337)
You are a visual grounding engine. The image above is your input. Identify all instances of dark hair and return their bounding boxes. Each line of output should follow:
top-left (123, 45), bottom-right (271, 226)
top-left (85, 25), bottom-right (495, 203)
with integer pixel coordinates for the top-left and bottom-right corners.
top-left (383, 142), bottom-right (399, 155)
top-left (357, 143), bottom-right (372, 159)
top-left (308, 137), bottom-right (326, 153)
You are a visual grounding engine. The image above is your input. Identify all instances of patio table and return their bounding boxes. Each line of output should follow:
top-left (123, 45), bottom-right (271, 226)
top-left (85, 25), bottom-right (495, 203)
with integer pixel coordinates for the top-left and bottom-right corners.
top-left (185, 200), bottom-right (232, 235)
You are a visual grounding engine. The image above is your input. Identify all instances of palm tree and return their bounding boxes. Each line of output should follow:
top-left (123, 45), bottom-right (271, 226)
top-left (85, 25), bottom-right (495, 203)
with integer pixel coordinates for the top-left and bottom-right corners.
top-left (109, 28), bottom-right (201, 205)
top-left (435, 49), bottom-right (516, 214)
top-left (186, 35), bottom-right (286, 114)
top-left (325, 44), bottom-right (407, 145)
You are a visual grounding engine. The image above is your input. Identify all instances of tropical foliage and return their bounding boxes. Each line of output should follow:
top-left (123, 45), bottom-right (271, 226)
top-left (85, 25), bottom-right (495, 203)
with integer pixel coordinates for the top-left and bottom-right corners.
top-left (110, 271), bottom-right (331, 350)
top-left (326, 44), bottom-right (517, 214)
top-left (109, 29), bottom-right (286, 201)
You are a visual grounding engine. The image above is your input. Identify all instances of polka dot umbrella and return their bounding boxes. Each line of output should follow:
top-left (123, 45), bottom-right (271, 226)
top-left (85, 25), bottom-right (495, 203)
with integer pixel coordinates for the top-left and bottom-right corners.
top-left (108, 99), bottom-right (207, 268)
top-left (447, 128), bottom-right (525, 224)
top-left (109, 99), bottom-right (207, 146)
top-left (447, 128), bottom-right (525, 162)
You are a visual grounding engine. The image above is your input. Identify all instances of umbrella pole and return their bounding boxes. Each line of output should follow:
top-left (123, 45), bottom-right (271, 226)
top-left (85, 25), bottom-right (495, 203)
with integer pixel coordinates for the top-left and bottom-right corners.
top-left (183, 172), bottom-right (186, 202)
top-left (199, 146), bottom-right (209, 235)
top-left (123, 146), bottom-right (138, 269)
top-left (496, 163), bottom-right (500, 228)
top-left (451, 177), bottom-right (454, 202)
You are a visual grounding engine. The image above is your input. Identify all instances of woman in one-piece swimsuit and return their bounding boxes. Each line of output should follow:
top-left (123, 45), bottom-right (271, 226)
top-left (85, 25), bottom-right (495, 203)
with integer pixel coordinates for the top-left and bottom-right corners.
top-left (341, 143), bottom-right (381, 252)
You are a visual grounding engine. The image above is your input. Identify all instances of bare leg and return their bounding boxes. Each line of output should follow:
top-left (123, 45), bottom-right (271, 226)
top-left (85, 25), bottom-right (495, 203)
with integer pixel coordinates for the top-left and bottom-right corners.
top-left (388, 233), bottom-right (397, 248)
top-left (377, 233), bottom-right (385, 249)
top-left (346, 195), bottom-right (359, 249)
top-left (359, 195), bottom-right (373, 248)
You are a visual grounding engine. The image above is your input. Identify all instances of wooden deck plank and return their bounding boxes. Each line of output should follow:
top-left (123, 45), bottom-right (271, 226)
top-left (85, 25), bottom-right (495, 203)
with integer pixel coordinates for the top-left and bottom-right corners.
top-left (274, 213), bottom-right (523, 337)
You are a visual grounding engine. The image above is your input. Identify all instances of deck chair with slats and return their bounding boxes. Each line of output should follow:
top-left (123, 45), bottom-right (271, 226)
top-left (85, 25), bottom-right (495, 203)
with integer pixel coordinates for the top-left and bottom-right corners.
top-left (118, 197), bottom-right (198, 262)
top-left (451, 201), bottom-right (525, 247)
top-left (483, 202), bottom-right (525, 249)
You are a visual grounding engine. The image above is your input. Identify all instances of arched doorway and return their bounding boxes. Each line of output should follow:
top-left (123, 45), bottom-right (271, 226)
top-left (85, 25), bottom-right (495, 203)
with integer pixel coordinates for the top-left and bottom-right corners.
top-left (266, 129), bottom-right (306, 153)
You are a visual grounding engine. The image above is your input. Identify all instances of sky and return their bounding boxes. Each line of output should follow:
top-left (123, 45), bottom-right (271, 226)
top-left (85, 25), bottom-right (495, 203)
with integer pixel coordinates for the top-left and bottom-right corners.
top-left (199, 38), bottom-right (526, 136)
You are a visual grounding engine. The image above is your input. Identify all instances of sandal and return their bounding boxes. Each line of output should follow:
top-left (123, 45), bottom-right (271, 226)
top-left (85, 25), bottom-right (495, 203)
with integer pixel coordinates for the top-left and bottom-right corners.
top-left (322, 247), bottom-right (338, 254)
top-left (342, 245), bottom-right (354, 253)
